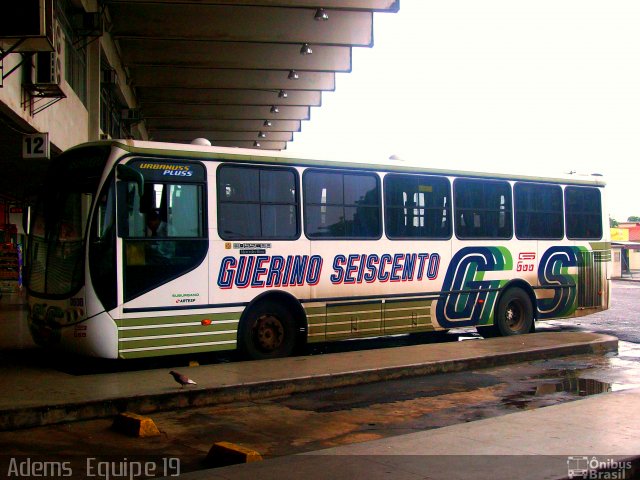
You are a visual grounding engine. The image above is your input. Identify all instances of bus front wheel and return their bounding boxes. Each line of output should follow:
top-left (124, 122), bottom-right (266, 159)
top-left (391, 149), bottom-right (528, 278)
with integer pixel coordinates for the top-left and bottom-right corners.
top-left (239, 300), bottom-right (296, 360)
top-left (477, 287), bottom-right (533, 338)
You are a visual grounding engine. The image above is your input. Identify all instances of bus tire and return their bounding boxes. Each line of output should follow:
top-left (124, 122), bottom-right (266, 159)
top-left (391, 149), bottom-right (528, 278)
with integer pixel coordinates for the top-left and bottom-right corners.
top-left (238, 300), bottom-right (296, 360)
top-left (476, 287), bottom-right (533, 338)
top-left (493, 287), bottom-right (534, 336)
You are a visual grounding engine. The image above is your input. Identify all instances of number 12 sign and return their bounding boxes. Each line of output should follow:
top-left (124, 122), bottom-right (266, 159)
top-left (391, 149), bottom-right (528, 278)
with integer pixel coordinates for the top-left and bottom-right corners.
top-left (23, 133), bottom-right (50, 159)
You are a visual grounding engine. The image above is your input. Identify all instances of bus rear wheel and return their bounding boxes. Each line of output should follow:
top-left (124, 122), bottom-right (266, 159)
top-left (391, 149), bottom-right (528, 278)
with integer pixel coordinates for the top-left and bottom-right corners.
top-left (239, 300), bottom-right (296, 360)
top-left (477, 287), bottom-right (533, 338)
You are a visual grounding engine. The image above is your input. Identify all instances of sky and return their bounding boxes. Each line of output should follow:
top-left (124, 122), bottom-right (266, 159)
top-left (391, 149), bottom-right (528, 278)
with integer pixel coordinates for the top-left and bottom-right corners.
top-left (286, 1), bottom-right (640, 222)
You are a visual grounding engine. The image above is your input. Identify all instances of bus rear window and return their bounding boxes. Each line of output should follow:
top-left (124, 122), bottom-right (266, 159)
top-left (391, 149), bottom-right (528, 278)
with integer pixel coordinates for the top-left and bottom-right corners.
top-left (565, 186), bottom-right (602, 240)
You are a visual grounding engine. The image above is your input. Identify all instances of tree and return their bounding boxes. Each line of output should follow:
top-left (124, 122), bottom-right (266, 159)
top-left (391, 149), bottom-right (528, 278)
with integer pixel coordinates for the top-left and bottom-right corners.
top-left (610, 217), bottom-right (619, 227)
top-left (627, 216), bottom-right (640, 222)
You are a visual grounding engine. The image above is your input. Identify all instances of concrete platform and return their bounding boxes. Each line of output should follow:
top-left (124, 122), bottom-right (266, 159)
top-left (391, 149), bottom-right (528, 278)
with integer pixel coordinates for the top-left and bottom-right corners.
top-left (175, 386), bottom-right (640, 480)
top-left (0, 331), bottom-right (618, 430)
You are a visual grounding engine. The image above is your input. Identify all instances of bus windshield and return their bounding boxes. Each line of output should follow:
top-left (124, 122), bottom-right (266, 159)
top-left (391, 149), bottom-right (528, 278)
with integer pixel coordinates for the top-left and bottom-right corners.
top-left (26, 146), bottom-right (111, 297)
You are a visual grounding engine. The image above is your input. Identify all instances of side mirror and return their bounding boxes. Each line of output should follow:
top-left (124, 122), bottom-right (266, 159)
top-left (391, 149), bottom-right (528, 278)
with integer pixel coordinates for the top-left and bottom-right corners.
top-left (116, 164), bottom-right (144, 197)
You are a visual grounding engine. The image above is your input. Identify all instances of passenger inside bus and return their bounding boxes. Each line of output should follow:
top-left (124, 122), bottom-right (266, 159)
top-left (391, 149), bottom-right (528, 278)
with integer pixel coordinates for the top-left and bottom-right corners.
top-left (145, 210), bottom-right (173, 262)
top-left (146, 209), bottom-right (167, 237)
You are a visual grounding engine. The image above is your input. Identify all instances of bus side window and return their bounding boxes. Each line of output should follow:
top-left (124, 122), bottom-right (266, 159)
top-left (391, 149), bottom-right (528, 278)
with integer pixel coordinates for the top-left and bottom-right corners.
top-left (454, 178), bottom-right (512, 239)
top-left (218, 165), bottom-right (299, 240)
top-left (167, 184), bottom-right (204, 238)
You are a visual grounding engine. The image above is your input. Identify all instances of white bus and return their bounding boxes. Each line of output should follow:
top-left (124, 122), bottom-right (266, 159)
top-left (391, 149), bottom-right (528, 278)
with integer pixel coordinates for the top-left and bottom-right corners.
top-left (25, 140), bottom-right (610, 359)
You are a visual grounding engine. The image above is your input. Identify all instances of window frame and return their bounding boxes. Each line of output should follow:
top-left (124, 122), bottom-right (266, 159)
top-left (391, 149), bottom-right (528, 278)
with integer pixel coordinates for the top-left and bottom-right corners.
top-left (117, 158), bottom-right (209, 302)
top-left (565, 186), bottom-right (603, 240)
top-left (383, 173), bottom-right (452, 240)
top-left (216, 163), bottom-right (301, 241)
top-left (303, 168), bottom-right (382, 240)
top-left (514, 182), bottom-right (564, 240)
top-left (453, 177), bottom-right (513, 240)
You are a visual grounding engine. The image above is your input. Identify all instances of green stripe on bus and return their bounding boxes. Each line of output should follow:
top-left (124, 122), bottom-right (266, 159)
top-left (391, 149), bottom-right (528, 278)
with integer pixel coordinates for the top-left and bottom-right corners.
top-left (589, 241), bottom-right (611, 251)
top-left (306, 316), bottom-right (326, 326)
top-left (383, 324), bottom-right (436, 333)
top-left (119, 333), bottom-right (237, 349)
top-left (119, 324), bottom-right (234, 338)
top-left (327, 302), bottom-right (382, 314)
top-left (325, 321), bottom-right (381, 332)
top-left (308, 324), bottom-right (325, 337)
top-left (385, 298), bottom-right (433, 309)
top-left (325, 323), bottom-right (360, 335)
top-left (117, 313), bottom-right (241, 328)
top-left (304, 305), bottom-right (326, 315)
top-left (327, 310), bottom-right (382, 322)
top-left (384, 307), bottom-right (431, 318)
top-left (383, 318), bottom-right (432, 331)
top-left (384, 310), bottom-right (432, 321)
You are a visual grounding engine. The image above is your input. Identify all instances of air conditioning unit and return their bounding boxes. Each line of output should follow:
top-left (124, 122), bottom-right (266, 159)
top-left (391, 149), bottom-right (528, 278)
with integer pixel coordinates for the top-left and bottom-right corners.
top-left (33, 51), bottom-right (60, 85)
top-left (121, 109), bottom-right (141, 122)
top-left (0, 0), bottom-right (55, 52)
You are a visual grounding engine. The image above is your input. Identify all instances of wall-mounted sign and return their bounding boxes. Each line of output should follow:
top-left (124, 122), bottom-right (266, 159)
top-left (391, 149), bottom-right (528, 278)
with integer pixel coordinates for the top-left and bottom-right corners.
top-left (22, 133), bottom-right (50, 159)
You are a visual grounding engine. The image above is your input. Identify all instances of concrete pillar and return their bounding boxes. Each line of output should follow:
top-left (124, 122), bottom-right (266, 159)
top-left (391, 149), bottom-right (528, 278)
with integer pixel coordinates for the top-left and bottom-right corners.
top-left (86, 35), bottom-right (101, 141)
top-left (611, 246), bottom-right (622, 278)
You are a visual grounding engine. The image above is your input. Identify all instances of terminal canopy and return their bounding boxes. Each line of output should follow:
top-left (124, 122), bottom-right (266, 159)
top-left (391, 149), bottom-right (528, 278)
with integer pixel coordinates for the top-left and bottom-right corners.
top-left (104, 0), bottom-right (400, 150)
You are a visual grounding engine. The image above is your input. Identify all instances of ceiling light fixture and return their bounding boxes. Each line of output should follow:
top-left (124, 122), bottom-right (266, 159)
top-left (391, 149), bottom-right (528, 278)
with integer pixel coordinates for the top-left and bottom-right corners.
top-left (314, 8), bottom-right (328, 21)
top-left (254, 141), bottom-right (261, 148)
top-left (270, 105), bottom-right (279, 114)
top-left (278, 89), bottom-right (288, 98)
top-left (300, 43), bottom-right (313, 55)
top-left (263, 120), bottom-right (272, 127)
top-left (258, 132), bottom-right (266, 138)
top-left (288, 70), bottom-right (299, 80)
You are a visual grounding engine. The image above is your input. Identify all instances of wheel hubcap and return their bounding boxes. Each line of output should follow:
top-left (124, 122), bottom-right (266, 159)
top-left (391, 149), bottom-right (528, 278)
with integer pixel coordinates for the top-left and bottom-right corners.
top-left (505, 301), bottom-right (524, 330)
top-left (254, 314), bottom-right (284, 352)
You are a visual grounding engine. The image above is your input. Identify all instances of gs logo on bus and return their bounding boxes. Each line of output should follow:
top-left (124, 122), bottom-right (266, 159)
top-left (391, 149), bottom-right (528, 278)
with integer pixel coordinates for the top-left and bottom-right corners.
top-left (536, 246), bottom-right (583, 319)
top-left (436, 247), bottom-right (512, 328)
top-left (435, 246), bottom-right (584, 328)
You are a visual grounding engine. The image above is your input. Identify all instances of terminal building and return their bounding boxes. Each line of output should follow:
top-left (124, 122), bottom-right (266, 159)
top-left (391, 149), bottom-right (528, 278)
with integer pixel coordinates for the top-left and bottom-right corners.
top-left (0, 0), bottom-right (399, 303)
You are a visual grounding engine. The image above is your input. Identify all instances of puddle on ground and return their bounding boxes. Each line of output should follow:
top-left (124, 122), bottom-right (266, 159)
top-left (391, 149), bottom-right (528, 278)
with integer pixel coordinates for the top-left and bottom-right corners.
top-left (276, 371), bottom-right (503, 413)
top-left (501, 370), bottom-right (617, 410)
